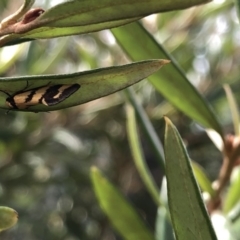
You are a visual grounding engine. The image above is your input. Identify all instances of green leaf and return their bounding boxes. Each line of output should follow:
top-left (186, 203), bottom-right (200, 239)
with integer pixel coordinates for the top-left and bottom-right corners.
top-left (223, 84), bottom-right (240, 135)
top-left (1, 18), bottom-right (140, 45)
top-left (234, 0), bottom-right (240, 23)
top-left (125, 87), bottom-right (165, 168)
top-left (223, 168), bottom-right (240, 214)
top-left (111, 22), bottom-right (224, 139)
top-left (0, 59), bottom-right (169, 112)
top-left (36, 0), bottom-right (211, 28)
top-left (26, 18), bottom-right (140, 38)
top-left (155, 179), bottom-right (175, 240)
top-left (125, 103), bottom-right (163, 207)
top-left (0, 0), bottom-right (211, 46)
top-left (191, 161), bottom-right (215, 198)
top-left (0, 206), bottom-right (18, 231)
top-left (155, 206), bottom-right (175, 240)
top-left (164, 117), bottom-right (217, 240)
top-left (91, 167), bottom-right (155, 240)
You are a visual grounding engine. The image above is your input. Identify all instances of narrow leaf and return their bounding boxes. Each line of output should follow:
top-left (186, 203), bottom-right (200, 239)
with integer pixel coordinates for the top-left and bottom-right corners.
top-left (223, 168), bottom-right (240, 214)
top-left (126, 103), bottom-right (163, 206)
top-left (155, 207), bottom-right (175, 240)
top-left (36, 0), bottom-right (211, 27)
top-left (111, 22), bottom-right (223, 139)
top-left (234, 0), bottom-right (240, 23)
top-left (164, 117), bottom-right (217, 240)
top-left (227, 202), bottom-right (240, 223)
top-left (0, 59), bottom-right (169, 112)
top-left (91, 167), bottom-right (155, 240)
top-left (223, 84), bottom-right (240, 135)
top-left (0, 0), bottom-right (211, 46)
top-left (1, 18), bottom-right (140, 46)
top-left (206, 129), bottom-right (224, 152)
top-left (192, 161), bottom-right (215, 198)
top-left (125, 87), bottom-right (165, 168)
top-left (155, 178), bottom-right (174, 240)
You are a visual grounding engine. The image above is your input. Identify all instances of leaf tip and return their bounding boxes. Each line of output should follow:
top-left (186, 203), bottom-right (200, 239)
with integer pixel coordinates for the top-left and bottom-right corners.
top-left (90, 166), bottom-right (100, 179)
top-left (161, 59), bottom-right (171, 65)
top-left (90, 166), bottom-right (104, 182)
top-left (0, 207), bottom-right (18, 231)
top-left (90, 166), bottom-right (98, 173)
top-left (164, 116), bottom-right (171, 125)
top-left (164, 116), bottom-right (175, 134)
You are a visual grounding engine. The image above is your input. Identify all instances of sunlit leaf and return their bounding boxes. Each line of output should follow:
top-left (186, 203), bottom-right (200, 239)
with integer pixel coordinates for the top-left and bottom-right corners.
top-left (206, 129), bottom-right (224, 152)
top-left (112, 22), bottom-right (223, 139)
top-left (0, 0), bottom-right (211, 46)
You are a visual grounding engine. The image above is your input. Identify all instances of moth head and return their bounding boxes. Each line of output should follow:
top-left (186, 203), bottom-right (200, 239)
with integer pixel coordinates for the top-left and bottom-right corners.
top-left (5, 97), bottom-right (15, 108)
top-left (0, 90), bottom-right (14, 108)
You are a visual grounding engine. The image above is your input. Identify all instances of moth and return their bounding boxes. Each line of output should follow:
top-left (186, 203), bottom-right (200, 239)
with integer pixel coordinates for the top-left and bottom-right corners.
top-left (0, 83), bottom-right (80, 110)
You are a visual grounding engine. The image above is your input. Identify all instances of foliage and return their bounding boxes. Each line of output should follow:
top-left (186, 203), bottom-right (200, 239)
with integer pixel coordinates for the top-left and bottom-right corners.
top-left (1, 0), bottom-right (240, 240)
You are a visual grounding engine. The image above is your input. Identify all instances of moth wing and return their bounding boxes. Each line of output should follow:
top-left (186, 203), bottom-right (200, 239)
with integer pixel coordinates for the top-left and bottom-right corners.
top-left (42, 84), bottom-right (80, 106)
top-left (9, 90), bottom-right (42, 109)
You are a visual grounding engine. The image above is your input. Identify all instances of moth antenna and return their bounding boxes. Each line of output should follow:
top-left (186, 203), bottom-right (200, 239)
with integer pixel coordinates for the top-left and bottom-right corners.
top-left (0, 89), bottom-right (11, 97)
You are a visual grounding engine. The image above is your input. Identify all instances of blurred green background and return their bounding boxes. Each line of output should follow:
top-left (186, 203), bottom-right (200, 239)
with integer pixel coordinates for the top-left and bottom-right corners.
top-left (0, 0), bottom-right (238, 239)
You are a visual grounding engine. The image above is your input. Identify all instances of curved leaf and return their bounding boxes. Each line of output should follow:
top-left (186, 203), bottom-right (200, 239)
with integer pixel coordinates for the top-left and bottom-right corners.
top-left (91, 167), bottom-right (155, 240)
top-left (24, 18), bottom-right (140, 39)
top-left (125, 103), bottom-right (163, 206)
top-left (125, 87), bottom-right (165, 168)
top-left (1, 18), bottom-right (140, 46)
top-left (164, 117), bottom-right (217, 240)
top-left (36, 0), bottom-right (211, 28)
top-left (0, 59), bottom-right (169, 112)
top-left (0, 0), bottom-right (211, 46)
top-left (111, 22), bottom-right (224, 138)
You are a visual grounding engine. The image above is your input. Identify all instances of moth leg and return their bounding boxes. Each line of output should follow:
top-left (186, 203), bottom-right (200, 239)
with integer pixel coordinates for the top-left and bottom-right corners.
top-left (21, 80), bottom-right (29, 91)
top-left (25, 80), bottom-right (29, 90)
